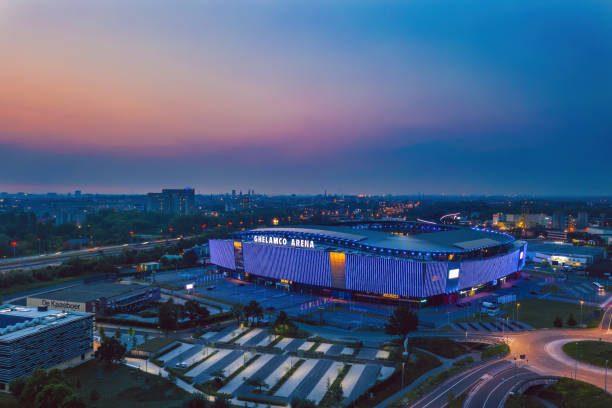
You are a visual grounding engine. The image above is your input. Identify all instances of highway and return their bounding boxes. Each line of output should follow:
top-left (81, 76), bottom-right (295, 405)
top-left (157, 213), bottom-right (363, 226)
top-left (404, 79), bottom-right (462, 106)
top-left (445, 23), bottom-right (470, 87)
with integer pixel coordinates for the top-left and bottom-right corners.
top-left (410, 359), bottom-right (513, 408)
top-left (409, 305), bottom-right (612, 407)
top-left (463, 365), bottom-right (540, 408)
top-left (0, 237), bottom-right (185, 272)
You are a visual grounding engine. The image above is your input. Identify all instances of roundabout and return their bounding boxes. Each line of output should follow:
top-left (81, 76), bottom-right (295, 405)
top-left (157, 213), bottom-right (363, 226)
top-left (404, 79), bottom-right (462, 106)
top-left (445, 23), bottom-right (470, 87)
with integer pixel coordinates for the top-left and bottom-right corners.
top-left (509, 327), bottom-right (612, 393)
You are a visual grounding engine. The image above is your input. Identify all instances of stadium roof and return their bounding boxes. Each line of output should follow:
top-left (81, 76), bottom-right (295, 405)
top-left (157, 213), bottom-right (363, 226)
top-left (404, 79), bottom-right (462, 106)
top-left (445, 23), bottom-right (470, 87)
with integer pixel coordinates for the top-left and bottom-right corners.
top-left (248, 225), bottom-right (513, 252)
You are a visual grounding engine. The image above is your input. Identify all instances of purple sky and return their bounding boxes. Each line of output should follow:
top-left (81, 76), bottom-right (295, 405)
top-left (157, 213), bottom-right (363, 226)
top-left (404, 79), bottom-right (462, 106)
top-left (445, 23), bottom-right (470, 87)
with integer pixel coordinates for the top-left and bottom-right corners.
top-left (1, 0), bottom-right (610, 195)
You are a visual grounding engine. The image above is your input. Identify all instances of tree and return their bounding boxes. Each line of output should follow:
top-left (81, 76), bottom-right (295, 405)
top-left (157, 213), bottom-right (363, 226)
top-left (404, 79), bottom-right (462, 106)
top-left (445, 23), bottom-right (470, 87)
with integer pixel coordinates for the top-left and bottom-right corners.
top-left (20, 368), bottom-right (67, 407)
top-left (158, 298), bottom-right (183, 331)
top-left (290, 397), bottom-right (317, 408)
top-left (114, 327), bottom-right (122, 339)
top-left (94, 336), bottom-right (127, 365)
top-left (385, 307), bottom-right (419, 360)
top-left (323, 377), bottom-right (343, 407)
top-left (210, 369), bottom-right (226, 388)
top-left (553, 316), bottom-right (563, 328)
top-left (185, 299), bottom-right (210, 326)
top-left (8, 376), bottom-right (28, 399)
top-left (182, 249), bottom-right (199, 266)
top-left (58, 394), bottom-right (87, 408)
top-left (182, 393), bottom-right (210, 408)
top-left (34, 383), bottom-right (74, 408)
top-left (245, 376), bottom-right (268, 393)
top-left (230, 304), bottom-right (244, 323)
top-left (567, 314), bottom-right (577, 327)
top-left (245, 300), bottom-right (263, 324)
top-left (90, 389), bottom-right (100, 402)
top-left (99, 326), bottom-right (106, 340)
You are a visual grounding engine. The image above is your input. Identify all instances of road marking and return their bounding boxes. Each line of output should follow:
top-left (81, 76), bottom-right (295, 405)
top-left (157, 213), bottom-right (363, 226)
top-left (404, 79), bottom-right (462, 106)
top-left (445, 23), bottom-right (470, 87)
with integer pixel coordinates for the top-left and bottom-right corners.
top-left (416, 360), bottom-right (508, 408)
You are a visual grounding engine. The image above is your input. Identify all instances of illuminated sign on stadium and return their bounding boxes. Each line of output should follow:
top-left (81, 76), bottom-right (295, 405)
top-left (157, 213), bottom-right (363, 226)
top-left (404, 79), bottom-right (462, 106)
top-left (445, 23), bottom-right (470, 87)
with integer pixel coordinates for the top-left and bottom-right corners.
top-left (253, 235), bottom-right (315, 249)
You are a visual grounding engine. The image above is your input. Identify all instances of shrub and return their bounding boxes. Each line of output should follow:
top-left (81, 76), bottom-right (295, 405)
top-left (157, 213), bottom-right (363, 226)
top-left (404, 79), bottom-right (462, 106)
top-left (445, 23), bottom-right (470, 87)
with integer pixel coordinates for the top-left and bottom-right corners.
top-left (567, 314), bottom-right (577, 327)
top-left (553, 316), bottom-right (563, 328)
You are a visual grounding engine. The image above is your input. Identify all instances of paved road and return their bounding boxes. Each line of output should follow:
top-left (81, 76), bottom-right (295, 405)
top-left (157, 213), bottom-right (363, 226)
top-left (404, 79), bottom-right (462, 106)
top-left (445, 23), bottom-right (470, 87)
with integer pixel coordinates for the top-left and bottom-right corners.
top-left (410, 359), bottom-right (512, 408)
top-left (508, 322), bottom-right (612, 393)
top-left (0, 237), bottom-right (185, 272)
top-left (464, 365), bottom-right (540, 408)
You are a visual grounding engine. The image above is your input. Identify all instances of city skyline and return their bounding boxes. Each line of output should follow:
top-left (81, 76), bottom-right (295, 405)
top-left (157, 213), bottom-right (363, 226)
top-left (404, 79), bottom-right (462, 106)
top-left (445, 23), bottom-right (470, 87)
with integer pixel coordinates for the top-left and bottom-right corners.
top-left (1, 0), bottom-right (611, 195)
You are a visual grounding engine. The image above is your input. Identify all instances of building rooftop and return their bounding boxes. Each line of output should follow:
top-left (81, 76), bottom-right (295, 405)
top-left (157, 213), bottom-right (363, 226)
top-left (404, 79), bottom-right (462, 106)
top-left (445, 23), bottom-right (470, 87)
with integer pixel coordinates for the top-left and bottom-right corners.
top-left (526, 240), bottom-right (606, 256)
top-left (247, 224), bottom-right (513, 253)
top-left (0, 305), bottom-right (92, 342)
top-left (28, 281), bottom-right (150, 303)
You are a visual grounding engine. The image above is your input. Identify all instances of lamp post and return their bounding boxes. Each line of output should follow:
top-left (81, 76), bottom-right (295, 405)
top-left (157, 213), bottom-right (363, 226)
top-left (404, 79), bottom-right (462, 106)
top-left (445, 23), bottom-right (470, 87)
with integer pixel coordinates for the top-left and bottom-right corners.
top-left (575, 342), bottom-right (578, 380)
top-left (605, 359), bottom-right (608, 393)
top-left (516, 302), bottom-right (520, 323)
top-left (580, 300), bottom-right (584, 326)
top-left (402, 337), bottom-right (409, 388)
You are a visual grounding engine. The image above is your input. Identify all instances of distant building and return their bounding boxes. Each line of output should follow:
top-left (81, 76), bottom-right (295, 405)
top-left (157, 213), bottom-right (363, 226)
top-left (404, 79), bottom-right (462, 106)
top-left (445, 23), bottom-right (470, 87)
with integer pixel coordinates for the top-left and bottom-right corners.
top-left (546, 230), bottom-right (568, 242)
top-left (136, 261), bottom-right (161, 273)
top-left (552, 211), bottom-right (566, 230)
top-left (146, 188), bottom-right (195, 215)
top-left (0, 305), bottom-right (93, 389)
top-left (576, 212), bottom-right (589, 229)
top-left (26, 282), bottom-right (160, 315)
top-left (526, 240), bottom-right (606, 267)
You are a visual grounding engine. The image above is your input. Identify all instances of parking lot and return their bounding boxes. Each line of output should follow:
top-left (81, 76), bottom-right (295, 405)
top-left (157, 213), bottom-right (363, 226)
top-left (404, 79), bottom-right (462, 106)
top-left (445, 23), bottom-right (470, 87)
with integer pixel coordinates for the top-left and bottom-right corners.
top-left (154, 326), bottom-right (395, 406)
top-left (195, 279), bottom-right (321, 313)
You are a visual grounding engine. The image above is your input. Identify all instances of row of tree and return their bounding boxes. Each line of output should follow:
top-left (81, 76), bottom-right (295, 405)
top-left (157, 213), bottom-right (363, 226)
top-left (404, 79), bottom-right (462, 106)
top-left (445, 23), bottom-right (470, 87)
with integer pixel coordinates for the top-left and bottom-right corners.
top-left (158, 298), bottom-right (211, 331)
top-left (9, 368), bottom-right (85, 408)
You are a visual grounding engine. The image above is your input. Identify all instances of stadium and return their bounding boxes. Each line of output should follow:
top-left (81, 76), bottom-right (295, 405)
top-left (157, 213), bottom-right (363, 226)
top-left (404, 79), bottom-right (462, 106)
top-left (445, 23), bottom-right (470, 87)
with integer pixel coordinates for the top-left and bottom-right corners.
top-left (209, 221), bottom-right (526, 305)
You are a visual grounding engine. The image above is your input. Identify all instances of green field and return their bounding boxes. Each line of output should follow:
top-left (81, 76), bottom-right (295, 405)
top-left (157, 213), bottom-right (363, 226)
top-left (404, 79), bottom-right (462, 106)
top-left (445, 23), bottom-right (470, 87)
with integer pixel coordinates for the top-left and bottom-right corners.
top-left (66, 360), bottom-right (188, 408)
top-left (538, 378), bottom-right (612, 408)
top-left (0, 360), bottom-right (188, 408)
top-left (499, 299), bottom-right (599, 329)
top-left (562, 340), bottom-right (612, 368)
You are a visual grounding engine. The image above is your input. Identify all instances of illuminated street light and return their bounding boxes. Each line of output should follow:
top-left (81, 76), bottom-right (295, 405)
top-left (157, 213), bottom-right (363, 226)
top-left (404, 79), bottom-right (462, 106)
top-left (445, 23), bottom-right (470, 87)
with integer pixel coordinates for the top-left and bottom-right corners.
top-left (580, 300), bottom-right (584, 326)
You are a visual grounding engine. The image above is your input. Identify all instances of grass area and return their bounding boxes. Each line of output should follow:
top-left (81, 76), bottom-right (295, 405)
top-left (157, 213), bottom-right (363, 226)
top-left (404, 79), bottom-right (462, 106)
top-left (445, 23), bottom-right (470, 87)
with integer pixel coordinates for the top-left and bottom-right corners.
top-left (540, 283), bottom-right (562, 293)
top-left (538, 378), bottom-right (612, 408)
top-left (0, 393), bottom-right (19, 408)
top-left (63, 360), bottom-right (189, 408)
top-left (394, 355), bottom-right (474, 407)
top-left (481, 343), bottom-right (510, 359)
top-left (348, 351), bottom-right (441, 408)
top-left (132, 337), bottom-right (176, 353)
top-left (561, 340), bottom-right (612, 368)
top-left (498, 299), bottom-right (599, 329)
top-left (505, 394), bottom-right (546, 408)
top-left (0, 275), bottom-right (84, 297)
top-left (319, 364), bottom-right (350, 407)
top-left (410, 337), bottom-right (467, 359)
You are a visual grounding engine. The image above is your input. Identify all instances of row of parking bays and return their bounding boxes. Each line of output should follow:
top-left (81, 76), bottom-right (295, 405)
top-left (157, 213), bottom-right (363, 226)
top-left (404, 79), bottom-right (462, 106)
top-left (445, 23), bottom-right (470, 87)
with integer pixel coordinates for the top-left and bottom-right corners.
top-left (155, 328), bottom-right (393, 405)
top-left (452, 319), bottom-right (531, 332)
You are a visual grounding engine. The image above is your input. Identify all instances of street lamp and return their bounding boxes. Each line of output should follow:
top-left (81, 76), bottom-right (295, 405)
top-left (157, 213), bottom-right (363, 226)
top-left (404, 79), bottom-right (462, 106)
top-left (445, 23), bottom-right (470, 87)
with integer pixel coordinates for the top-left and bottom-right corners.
top-left (580, 300), bottom-right (584, 326)
top-left (575, 342), bottom-right (578, 380)
top-left (605, 359), bottom-right (608, 393)
top-left (516, 302), bottom-right (520, 323)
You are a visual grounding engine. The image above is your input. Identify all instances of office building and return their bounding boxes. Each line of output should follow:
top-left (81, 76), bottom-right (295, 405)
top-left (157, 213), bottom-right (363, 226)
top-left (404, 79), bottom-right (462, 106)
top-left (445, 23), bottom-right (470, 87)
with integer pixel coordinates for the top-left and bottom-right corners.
top-left (0, 305), bottom-right (93, 389)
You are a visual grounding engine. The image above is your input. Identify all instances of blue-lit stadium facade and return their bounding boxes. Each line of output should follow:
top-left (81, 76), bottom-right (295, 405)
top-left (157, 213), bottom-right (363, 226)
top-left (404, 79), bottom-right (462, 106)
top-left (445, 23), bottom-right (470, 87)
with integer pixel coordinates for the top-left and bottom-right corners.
top-left (210, 221), bottom-right (526, 305)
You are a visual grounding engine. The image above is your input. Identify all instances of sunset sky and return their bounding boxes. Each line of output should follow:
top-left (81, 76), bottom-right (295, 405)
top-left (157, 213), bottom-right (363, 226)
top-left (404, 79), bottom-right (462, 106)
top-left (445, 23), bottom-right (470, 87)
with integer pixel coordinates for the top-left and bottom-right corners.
top-left (1, 0), bottom-right (610, 195)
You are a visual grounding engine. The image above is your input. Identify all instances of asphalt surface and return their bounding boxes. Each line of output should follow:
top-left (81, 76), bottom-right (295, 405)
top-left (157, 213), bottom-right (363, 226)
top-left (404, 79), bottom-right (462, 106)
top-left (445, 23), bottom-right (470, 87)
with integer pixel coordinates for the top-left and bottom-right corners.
top-left (410, 359), bottom-right (512, 408)
top-left (0, 237), bottom-right (184, 272)
top-left (464, 365), bottom-right (540, 408)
